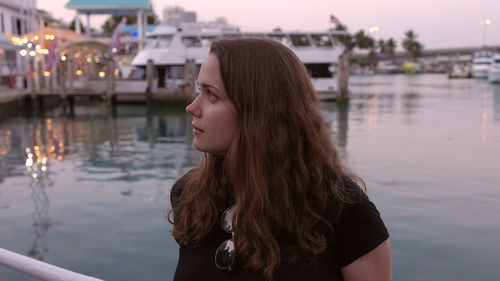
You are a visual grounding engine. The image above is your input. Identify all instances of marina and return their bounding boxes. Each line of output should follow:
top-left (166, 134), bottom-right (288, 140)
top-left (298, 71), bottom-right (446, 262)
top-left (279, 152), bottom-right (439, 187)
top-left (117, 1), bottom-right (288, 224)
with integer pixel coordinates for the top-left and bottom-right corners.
top-left (0, 0), bottom-right (500, 279)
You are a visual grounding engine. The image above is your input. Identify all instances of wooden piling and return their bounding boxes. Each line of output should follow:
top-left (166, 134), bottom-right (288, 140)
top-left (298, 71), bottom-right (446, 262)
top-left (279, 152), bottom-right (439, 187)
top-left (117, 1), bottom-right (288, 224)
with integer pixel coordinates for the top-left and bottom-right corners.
top-left (106, 59), bottom-right (116, 107)
top-left (29, 58), bottom-right (36, 100)
top-left (68, 57), bottom-right (74, 92)
top-left (36, 60), bottom-right (44, 92)
top-left (183, 59), bottom-right (196, 96)
top-left (146, 59), bottom-right (154, 97)
top-left (68, 96), bottom-right (75, 115)
top-left (58, 60), bottom-right (68, 112)
top-left (337, 51), bottom-right (350, 102)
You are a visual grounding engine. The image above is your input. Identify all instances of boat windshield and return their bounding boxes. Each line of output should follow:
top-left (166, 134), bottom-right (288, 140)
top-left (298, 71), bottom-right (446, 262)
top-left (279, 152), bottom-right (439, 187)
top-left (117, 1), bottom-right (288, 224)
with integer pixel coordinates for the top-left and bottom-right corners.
top-left (267, 34), bottom-right (291, 46)
top-left (181, 36), bottom-right (202, 47)
top-left (200, 36), bottom-right (216, 47)
top-left (289, 34), bottom-right (311, 47)
top-left (311, 34), bottom-right (333, 47)
top-left (145, 35), bottom-right (173, 48)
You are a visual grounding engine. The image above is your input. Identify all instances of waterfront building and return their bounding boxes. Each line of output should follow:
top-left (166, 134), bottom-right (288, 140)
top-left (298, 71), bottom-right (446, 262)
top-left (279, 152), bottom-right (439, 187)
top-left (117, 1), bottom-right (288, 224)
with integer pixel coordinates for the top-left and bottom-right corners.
top-left (161, 5), bottom-right (238, 33)
top-left (6, 9), bottom-right (90, 93)
top-left (162, 6), bottom-right (196, 28)
top-left (0, 0), bottom-right (36, 89)
top-left (65, 0), bottom-right (154, 50)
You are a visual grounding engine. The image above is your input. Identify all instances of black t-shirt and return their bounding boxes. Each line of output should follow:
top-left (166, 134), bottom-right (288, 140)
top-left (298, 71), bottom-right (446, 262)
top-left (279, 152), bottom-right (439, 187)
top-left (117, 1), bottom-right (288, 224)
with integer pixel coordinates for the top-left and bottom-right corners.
top-left (170, 172), bottom-right (389, 281)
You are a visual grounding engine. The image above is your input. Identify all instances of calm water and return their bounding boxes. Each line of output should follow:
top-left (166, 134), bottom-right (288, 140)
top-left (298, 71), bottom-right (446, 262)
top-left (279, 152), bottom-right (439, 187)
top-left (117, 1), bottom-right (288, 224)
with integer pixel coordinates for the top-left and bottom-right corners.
top-left (1, 74), bottom-right (499, 281)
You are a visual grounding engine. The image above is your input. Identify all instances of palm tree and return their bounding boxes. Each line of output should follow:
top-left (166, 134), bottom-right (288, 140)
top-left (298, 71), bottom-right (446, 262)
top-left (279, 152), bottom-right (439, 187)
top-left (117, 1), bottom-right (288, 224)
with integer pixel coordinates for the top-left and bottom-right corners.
top-left (402, 30), bottom-right (423, 60)
top-left (101, 14), bottom-right (159, 35)
top-left (69, 17), bottom-right (86, 34)
top-left (378, 39), bottom-right (386, 54)
top-left (354, 30), bottom-right (374, 49)
top-left (331, 24), bottom-right (355, 50)
top-left (386, 38), bottom-right (397, 56)
top-left (331, 25), bottom-right (375, 101)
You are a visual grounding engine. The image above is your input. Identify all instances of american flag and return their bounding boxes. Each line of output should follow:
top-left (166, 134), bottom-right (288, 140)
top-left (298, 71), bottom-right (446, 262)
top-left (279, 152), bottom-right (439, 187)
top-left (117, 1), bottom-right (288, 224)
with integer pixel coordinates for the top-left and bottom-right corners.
top-left (330, 14), bottom-right (340, 25)
top-left (45, 36), bottom-right (59, 72)
top-left (111, 17), bottom-right (127, 52)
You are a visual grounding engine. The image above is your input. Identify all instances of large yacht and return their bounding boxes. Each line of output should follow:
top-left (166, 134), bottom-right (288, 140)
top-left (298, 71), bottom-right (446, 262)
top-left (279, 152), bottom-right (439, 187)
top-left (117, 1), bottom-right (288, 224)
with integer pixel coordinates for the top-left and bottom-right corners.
top-left (488, 54), bottom-right (500, 83)
top-left (471, 51), bottom-right (493, 79)
top-left (131, 25), bottom-right (347, 93)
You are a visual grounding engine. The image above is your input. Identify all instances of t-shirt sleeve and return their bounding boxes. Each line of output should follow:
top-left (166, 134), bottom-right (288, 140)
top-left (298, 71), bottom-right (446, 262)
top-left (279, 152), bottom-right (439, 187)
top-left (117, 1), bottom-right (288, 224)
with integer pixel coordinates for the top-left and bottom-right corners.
top-left (333, 178), bottom-right (389, 267)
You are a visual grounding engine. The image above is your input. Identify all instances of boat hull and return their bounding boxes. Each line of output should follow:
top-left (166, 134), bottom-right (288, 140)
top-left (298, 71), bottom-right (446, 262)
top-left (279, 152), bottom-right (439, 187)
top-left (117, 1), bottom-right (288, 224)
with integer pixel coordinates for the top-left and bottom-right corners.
top-left (471, 69), bottom-right (488, 79)
top-left (488, 67), bottom-right (500, 83)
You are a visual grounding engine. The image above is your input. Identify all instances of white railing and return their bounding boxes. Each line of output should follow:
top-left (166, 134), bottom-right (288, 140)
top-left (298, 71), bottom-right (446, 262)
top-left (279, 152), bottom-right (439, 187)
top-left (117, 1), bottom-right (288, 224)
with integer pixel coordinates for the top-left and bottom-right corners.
top-left (0, 248), bottom-right (104, 281)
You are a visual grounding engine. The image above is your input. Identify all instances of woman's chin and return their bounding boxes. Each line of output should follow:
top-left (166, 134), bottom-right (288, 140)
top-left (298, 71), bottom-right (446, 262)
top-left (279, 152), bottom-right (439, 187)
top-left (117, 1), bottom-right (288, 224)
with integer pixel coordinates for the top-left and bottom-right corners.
top-left (192, 142), bottom-right (227, 155)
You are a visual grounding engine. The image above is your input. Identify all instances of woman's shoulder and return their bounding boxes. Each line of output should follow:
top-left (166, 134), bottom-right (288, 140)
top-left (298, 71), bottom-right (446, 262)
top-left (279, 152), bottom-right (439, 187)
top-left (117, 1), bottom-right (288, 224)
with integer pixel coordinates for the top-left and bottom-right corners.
top-left (328, 176), bottom-right (389, 266)
top-left (340, 176), bottom-right (367, 202)
top-left (331, 175), bottom-right (380, 220)
top-left (170, 168), bottom-right (197, 207)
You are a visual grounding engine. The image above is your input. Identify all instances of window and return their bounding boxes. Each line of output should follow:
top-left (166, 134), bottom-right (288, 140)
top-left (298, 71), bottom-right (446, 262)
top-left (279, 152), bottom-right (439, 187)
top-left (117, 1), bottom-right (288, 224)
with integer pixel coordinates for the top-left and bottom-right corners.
top-left (181, 36), bottom-right (202, 47)
top-left (267, 34), bottom-right (290, 46)
top-left (200, 36), bottom-right (216, 47)
top-left (145, 35), bottom-right (173, 48)
top-left (289, 34), bottom-right (311, 47)
top-left (311, 34), bottom-right (333, 47)
top-left (168, 65), bottom-right (184, 79)
top-left (16, 18), bottom-right (21, 35)
top-left (305, 64), bottom-right (332, 78)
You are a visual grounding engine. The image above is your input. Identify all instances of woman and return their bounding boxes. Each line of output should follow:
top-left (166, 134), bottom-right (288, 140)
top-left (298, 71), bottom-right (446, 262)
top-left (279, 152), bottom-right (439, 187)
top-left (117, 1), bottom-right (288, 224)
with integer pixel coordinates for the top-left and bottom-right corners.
top-left (169, 37), bottom-right (391, 281)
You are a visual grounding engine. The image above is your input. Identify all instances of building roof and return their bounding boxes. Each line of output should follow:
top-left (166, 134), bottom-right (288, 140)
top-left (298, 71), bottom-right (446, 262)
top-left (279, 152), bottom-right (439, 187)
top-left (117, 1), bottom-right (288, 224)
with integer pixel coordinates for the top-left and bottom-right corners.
top-left (122, 25), bottom-right (156, 33)
top-left (65, 0), bottom-right (153, 14)
top-left (0, 34), bottom-right (19, 51)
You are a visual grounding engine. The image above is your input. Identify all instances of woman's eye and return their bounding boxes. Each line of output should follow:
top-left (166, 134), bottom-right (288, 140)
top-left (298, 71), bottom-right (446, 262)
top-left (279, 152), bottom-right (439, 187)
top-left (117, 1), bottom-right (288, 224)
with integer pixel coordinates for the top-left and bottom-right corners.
top-left (207, 92), bottom-right (216, 102)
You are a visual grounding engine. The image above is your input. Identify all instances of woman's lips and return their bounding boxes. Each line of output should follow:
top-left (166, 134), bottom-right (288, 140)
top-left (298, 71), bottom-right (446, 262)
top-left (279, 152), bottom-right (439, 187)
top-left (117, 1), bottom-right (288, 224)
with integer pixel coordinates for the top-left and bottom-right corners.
top-left (192, 123), bottom-right (204, 134)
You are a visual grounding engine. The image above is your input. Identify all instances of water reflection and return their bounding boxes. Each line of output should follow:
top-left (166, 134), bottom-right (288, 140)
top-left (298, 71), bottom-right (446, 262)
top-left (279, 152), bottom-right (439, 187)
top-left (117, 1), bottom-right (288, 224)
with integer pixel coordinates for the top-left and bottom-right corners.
top-left (44, 106), bottom-right (196, 184)
top-left (28, 172), bottom-right (55, 261)
top-left (1, 105), bottom-right (196, 266)
top-left (1, 74), bottom-right (500, 281)
top-left (482, 92), bottom-right (489, 142)
top-left (321, 102), bottom-right (349, 159)
top-left (401, 92), bottom-right (420, 124)
top-left (0, 130), bottom-right (12, 183)
top-left (492, 84), bottom-right (500, 123)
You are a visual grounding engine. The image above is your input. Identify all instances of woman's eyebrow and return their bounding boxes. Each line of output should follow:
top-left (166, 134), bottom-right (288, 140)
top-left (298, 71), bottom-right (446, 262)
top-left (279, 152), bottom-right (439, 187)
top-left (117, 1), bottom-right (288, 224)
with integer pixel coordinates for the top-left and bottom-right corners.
top-left (198, 82), bottom-right (220, 92)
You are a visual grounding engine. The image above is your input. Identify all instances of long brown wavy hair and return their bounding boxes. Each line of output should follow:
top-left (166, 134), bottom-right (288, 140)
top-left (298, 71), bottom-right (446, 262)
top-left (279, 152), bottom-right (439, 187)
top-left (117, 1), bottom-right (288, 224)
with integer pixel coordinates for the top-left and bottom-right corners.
top-left (170, 37), bottom-right (363, 280)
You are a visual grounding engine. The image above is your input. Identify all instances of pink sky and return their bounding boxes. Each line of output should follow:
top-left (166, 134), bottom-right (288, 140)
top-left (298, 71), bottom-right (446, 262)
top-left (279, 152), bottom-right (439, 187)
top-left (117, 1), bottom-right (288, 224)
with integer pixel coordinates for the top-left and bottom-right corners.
top-left (38, 0), bottom-right (500, 49)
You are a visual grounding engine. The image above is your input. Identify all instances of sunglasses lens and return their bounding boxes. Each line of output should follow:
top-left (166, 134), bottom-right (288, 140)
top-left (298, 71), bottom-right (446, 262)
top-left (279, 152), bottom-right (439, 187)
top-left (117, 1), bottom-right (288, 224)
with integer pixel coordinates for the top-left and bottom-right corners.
top-left (215, 239), bottom-right (235, 270)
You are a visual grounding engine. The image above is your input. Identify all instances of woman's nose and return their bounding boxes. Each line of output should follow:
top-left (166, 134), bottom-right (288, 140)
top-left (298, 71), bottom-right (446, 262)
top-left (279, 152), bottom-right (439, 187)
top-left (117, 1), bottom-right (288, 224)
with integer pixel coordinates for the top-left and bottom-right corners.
top-left (186, 97), bottom-right (201, 118)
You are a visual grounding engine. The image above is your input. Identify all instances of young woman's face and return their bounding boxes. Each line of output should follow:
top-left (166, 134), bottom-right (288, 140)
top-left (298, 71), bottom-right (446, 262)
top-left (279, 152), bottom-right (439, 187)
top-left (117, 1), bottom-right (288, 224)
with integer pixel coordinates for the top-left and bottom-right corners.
top-left (186, 54), bottom-right (237, 155)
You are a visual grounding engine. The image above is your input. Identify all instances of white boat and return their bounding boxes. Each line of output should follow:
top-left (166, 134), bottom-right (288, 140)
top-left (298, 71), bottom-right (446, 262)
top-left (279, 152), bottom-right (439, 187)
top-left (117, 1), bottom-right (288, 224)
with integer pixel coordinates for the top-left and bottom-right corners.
top-left (131, 25), bottom-right (346, 93)
top-left (448, 63), bottom-right (471, 79)
top-left (471, 51), bottom-right (492, 79)
top-left (488, 54), bottom-right (500, 83)
top-left (375, 61), bottom-right (400, 74)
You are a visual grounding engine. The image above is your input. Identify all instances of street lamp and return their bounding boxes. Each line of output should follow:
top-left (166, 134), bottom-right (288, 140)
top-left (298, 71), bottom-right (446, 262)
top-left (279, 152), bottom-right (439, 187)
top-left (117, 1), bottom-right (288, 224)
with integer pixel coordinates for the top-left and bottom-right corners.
top-left (480, 19), bottom-right (491, 47)
top-left (369, 26), bottom-right (379, 33)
